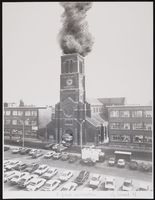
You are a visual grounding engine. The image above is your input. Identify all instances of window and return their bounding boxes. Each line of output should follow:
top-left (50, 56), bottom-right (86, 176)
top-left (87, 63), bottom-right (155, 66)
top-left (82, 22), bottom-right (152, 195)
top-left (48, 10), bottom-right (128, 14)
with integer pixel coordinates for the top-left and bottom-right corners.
top-left (110, 123), bottom-right (120, 129)
top-left (144, 123), bottom-right (152, 130)
top-left (31, 121), bottom-right (37, 126)
top-left (17, 111), bottom-right (23, 116)
top-left (31, 111), bottom-right (37, 116)
top-left (12, 110), bottom-right (17, 116)
top-left (25, 120), bottom-right (30, 125)
top-left (5, 119), bottom-right (11, 125)
top-left (133, 135), bottom-right (143, 143)
top-left (120, 123), bottom-right (130, 130)
top-left (143, 110), bottom-right (152, 118)
top-left (132, 123), bottom-right (143, 130)
top-left (12, 120), bottom-right (17, 125)
top-left (111, 135), bottom-right (131, 142)
top-left (110, 110), bottom-right (119, 117)
top-left (65, 119), bottom-right (73, 125)
top-left (120, 111), bottom-right (130, 117)
top-left (132, 111), bottom-right (142, 117)
top-left (143, 136), bottom-right (152, 144)
top-left (5, 110), bottom-right (11, 116)
top-left (25, 111), bottom-right (31, 116)
top-left (79, 61), bottom-right (83, 73)
top-left (93, 107), bottom-right (96, 113)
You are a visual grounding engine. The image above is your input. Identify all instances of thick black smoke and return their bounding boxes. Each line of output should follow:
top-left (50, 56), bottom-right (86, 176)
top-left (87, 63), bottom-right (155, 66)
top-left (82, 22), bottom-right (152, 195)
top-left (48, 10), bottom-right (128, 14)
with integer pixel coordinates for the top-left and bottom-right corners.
top-left (58, 2), bottom-right (94, 57)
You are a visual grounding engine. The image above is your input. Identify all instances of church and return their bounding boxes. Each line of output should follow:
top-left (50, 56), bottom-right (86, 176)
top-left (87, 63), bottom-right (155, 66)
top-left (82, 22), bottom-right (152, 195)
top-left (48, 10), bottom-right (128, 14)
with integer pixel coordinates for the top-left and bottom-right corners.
top-left (54, 53), bottom-right (108, 147)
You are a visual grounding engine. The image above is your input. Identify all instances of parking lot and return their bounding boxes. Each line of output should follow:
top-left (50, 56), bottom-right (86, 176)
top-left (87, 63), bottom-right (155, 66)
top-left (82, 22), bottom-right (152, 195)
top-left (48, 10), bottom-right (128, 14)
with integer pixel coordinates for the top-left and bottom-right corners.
top-left (3, 145), bottom-right (152, 192)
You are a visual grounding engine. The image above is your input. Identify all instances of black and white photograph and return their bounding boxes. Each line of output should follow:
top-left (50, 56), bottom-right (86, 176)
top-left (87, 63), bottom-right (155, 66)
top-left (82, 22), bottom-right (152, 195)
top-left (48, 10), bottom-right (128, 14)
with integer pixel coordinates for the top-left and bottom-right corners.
top-left (2, 1), bottom-right (153, 199)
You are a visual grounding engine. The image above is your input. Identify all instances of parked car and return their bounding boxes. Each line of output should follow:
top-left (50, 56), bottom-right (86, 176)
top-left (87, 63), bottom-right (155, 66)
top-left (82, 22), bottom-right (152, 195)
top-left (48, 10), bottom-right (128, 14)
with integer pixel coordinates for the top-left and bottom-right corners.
top-left (59, 170), bottom-right (73, 182)
top-left (26, 178), bottom-right (46, 191)
top-left (28, 149), bottom-right (39, 156)
top-left (61, 153), bottom-right (70, 161)
top-left (52, 144), bottom-right (59, 151)
top-left (18, 174), bottom-right (39, 188)
top-left (61, 182), bottom-right (78, 191)
top-left (4, 170), bottom-right (18, 183)
top-left (108, 157), bottom-right (116, 166)
top-left (44, 151), bottom-right (55, 159)
top-left (44, 143), bottom-right (54, 150)
top-left (53, 152), bottom-right (62, 160)
top-left (80, 158), bottom-right (95, 166)
top-left (9, 172), bottom-right (30, 185)
top-left (117, 159), bottom-right (126, 168)
top-left (7, 171), bottom-right (22, 182)
top-left (12, 147), bottom-right (22, 154)
top-left (74, 170), bottom-right (90, 185)
top-left (32, 152), bottom-right (43, 159)
top-left (100, 177), bottom-right (116, 191)
top-left (41, 168), bottom-right (58, 180)
top-left (33, 164), bottom-right (49, 176)
top-left (4, 145), bottom-right (10, 151)
top-left (120, 179), bottom-right (133, 191)
top-left (20, 148), bottom-right (31, 155)
top-left (139, 162), bottom-right (152, 172)
top-left (69, 155), bottom-right (78, 163)
top-left (129, 161), bottom-right (138, 170)
top-left (14, 163), bottom-right (28, 171)
top-left (40, 179), bottom-right (61, 191)
top-left (98, 152), bottom-right (105, 162)
top-left (5, 160), bottom-right (22, 171)
top-left (89, 174), bottom-right (102, 189)
top-left (136, 183), bottom-right (150, 191)
top-left (24, 163), bottom-right (39, 173)
top-left (82, 187), bottom-right (93, 191)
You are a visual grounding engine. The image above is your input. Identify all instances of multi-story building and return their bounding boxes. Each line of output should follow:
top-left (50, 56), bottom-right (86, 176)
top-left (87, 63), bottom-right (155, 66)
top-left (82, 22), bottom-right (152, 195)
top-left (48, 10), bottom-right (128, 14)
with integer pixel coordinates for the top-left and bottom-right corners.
top-left (107, 105), bottom-right (152, 151)
top-left (4, 105), bottom-right (52, 139)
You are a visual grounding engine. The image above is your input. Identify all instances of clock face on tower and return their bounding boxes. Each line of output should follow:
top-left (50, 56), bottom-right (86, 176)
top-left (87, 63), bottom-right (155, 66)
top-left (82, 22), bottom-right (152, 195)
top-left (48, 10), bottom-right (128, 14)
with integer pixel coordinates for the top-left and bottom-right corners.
top-left (66, 78), bottom-right (73, 86)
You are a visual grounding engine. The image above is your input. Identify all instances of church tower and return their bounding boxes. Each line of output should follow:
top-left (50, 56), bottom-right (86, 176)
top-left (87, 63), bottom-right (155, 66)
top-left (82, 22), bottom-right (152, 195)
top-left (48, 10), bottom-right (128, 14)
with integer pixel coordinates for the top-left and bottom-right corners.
top-left (55, 53), bottom-right (88, 145)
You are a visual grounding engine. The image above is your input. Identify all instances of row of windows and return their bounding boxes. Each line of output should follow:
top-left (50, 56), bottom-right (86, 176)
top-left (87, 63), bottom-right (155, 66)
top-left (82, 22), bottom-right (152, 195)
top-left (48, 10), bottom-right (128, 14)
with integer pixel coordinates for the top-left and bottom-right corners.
top-left (62, 60), bottom-right (83, 74)
top-left (92, 107), bottom-right (102, 113)
top-left (5, 119), bottom-right (37, 126)
top-left (110, 135), bottom-right (152, 144)
top-left (4, 110), bottom-right (37, 116)
top-left (110, 110), bottom-right (152, 118)
top-left (109, 122), bottom-right (152, 130)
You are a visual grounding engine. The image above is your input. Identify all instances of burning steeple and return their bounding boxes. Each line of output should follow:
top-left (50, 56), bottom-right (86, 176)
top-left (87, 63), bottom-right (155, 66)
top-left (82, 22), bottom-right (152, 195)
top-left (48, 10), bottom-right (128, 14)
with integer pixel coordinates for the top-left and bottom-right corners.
top-left (58, 2), bottom-right (94, 57)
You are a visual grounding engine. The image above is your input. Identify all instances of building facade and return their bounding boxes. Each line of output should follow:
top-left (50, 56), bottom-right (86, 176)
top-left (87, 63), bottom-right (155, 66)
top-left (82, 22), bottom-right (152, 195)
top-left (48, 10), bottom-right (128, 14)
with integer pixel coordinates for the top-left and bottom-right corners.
top-left (54, 53), bottom-right (108, 146)
top-left (4, 105), bottom-right (52, 140)
top-left (107, 105), bottom-right (152, 150)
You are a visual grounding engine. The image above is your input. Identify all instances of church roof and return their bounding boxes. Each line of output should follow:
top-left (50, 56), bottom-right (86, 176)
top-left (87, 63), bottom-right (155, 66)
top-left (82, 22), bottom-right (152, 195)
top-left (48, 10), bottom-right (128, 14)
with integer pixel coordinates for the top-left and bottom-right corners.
top-left (97, 97), bottom-right (126, 106)
top-left (86, 98), bottom-right (103, 106)
top-left (86, 114), bottom-right (108, 127)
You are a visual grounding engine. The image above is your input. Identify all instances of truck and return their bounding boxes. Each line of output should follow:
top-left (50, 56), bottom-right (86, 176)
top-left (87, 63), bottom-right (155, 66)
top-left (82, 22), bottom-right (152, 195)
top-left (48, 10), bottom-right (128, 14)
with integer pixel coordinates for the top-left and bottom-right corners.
top-left (81, 146), bottom-right (105, 165)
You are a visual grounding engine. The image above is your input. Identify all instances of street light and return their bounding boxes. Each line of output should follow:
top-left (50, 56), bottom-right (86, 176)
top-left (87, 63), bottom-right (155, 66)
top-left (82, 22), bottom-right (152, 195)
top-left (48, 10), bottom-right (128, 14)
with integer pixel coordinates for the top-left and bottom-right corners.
top-left (21, 118), bottom-right (29, 148)
top-left (76, 119), bottom-right (85, 152)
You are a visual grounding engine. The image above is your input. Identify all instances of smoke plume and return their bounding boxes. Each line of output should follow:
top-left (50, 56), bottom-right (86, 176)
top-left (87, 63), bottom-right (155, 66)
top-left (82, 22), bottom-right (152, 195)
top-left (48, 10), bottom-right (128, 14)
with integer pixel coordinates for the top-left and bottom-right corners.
top-left (58, 2), bottom-right (94, 57)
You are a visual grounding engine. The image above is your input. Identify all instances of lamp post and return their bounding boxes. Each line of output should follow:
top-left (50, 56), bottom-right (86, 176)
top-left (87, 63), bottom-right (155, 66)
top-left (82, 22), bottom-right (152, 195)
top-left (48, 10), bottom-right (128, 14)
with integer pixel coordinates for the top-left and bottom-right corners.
top-left (76, 119), bottom-right (85, 152)
top-left (21, 118), bottom-right (29, 148)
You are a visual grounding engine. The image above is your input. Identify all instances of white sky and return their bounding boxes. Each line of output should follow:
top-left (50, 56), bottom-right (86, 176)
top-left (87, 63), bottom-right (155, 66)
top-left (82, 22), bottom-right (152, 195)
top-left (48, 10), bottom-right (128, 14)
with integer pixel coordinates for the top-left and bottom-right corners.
top-left (3, 2), bottom-right (153, 106)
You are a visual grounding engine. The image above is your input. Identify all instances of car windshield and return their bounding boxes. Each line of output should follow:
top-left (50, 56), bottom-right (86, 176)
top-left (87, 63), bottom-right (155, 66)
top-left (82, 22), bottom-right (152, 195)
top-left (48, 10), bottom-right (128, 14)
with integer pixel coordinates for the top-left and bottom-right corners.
top-left (92, 177), bottom-right (97, 181)
top-left (45, 183), bottom-right (51, 187)
top-left (61, 187), bottom-right (68, 191)
top-left (13, 175), bottom-right (19, 179)
top-left (106, 181), bottom-right (113, 185)
top-left (124, 181), bottom-right (131, 187)
top-left (29, 182), bottom-right (36, 186)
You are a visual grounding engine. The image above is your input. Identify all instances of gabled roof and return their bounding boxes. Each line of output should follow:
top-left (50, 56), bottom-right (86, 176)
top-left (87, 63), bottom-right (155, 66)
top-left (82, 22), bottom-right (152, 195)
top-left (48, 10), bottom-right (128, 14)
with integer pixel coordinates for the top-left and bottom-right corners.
top-left (86, 114), bottom-right (108, 127)
top-left (86, 98), bottom-right (103, 106)
top-left (98, 97), bottom-right (126, 106)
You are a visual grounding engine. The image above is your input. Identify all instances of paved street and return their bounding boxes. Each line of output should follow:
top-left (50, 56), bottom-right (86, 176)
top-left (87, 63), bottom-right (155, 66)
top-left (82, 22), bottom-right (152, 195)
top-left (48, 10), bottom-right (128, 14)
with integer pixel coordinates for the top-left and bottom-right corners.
top-left (3, 145), bottom-right (152, 193)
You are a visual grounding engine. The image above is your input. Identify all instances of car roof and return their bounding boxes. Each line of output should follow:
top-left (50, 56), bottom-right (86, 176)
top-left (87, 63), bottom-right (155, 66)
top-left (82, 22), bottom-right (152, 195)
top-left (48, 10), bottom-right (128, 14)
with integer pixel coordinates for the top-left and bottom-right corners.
top-left (91, 174), bottom-right (101, 178)
top-left (124, 179), bottom-right (132, 183)
top-left (46, 179), bottom-right (60, 184)
top-left (64, 182), bottom-right (77, 187)
top-left (39, 164), bottom-right (47, 167)
top-left (105, 177), bottom-right (115, 181)
top-left (118, 159), bottom-right (125, 161)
